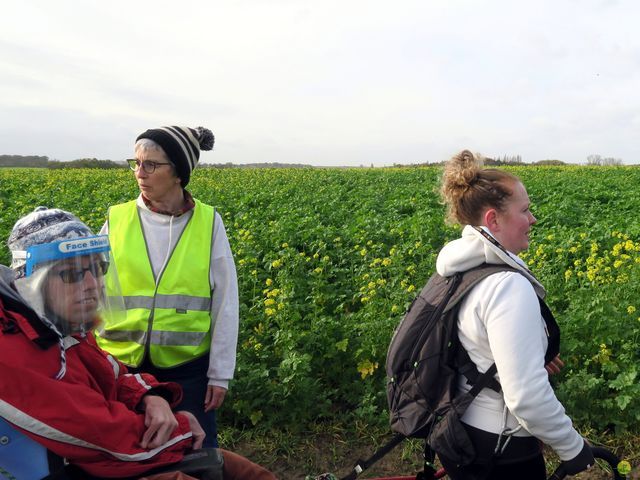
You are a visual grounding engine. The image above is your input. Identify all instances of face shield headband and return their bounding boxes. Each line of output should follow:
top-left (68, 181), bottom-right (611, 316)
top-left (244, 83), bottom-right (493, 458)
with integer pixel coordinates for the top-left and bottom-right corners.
top-left (24, 235), bottom-right (110, 276)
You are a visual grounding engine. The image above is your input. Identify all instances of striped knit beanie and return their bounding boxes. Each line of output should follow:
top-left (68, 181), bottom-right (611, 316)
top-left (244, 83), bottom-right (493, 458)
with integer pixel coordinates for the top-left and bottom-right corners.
top-left (8, 207), bottom-right (94, 279)
top-left (136, 126), bottom-right (215, 187)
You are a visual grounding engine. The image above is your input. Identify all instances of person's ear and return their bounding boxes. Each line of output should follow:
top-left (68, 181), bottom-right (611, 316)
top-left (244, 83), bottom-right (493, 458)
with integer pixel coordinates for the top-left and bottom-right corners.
top-left (483, 208), bottom-right (500, 233)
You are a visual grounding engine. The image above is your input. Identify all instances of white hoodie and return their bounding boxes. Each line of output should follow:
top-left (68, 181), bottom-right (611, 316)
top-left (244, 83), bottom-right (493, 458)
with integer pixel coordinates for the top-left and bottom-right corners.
top-left (436, 225), bottom-right (584, 461)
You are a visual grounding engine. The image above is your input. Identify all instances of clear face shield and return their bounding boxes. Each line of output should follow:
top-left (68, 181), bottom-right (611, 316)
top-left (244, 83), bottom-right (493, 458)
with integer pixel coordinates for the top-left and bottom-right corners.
top-left (13, 235), bottom-right (125, 336)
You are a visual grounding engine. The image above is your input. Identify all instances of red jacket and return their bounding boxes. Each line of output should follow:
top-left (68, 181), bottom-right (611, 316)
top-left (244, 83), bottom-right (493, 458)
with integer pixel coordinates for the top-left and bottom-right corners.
top-left (0, 294), bottom-right (194, 478)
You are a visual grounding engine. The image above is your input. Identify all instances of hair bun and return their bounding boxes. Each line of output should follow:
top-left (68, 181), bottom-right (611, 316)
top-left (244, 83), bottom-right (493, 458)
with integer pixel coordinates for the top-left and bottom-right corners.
top-left (195, 127), bottom-right (214, 151)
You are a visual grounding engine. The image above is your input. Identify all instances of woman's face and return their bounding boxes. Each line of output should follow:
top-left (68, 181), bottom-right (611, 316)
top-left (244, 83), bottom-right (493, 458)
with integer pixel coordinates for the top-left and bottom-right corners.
top-left (45, 256), bottom-right (104, 330)
top-left (133, 147), bottom-right (181, 202)
top-left (491, 181), bottom-right (537, 254)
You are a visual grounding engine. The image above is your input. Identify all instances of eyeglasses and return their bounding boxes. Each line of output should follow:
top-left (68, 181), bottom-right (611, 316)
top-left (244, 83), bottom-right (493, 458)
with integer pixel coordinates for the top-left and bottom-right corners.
top-left (53, 261), bottom-right (110, 284)
top-left (127, 159), bottom-right (172, 174)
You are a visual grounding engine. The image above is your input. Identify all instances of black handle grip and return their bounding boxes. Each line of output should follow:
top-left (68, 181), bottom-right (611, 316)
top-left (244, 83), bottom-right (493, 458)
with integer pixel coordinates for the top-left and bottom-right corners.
top-left (547, 446), bottom-right (625, 480)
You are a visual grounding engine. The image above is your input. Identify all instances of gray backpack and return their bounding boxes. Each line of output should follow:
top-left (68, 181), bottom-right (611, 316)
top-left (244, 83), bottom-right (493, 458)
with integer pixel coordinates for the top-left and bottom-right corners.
top-left (386, 264), bottom-right (512, 465)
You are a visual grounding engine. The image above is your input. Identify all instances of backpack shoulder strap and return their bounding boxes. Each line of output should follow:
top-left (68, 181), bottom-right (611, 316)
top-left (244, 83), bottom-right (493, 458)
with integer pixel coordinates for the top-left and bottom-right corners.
top-left (444, 264), bottom-right (519, 314)
top-left (539, 298), bottom-right (561, 363)
top-left (445, 264), bottom-right (518, 394)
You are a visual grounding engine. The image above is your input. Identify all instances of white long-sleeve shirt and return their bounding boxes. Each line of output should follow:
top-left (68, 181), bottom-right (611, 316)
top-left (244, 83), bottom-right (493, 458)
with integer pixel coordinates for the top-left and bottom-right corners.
top-left (435, 225), bottom-right (584, 461)
top-left (101, 195), bottom-right (239, 389)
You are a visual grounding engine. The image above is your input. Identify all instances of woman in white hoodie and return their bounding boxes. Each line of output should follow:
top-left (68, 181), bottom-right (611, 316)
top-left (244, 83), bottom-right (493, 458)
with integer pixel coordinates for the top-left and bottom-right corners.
top-left (436, 150), bottom-right (593, 479)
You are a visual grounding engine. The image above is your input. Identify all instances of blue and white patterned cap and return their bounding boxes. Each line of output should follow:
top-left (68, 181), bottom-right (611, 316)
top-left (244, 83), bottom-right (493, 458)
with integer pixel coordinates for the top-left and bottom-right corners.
top-left (8, 207), bottom-right (94, 278)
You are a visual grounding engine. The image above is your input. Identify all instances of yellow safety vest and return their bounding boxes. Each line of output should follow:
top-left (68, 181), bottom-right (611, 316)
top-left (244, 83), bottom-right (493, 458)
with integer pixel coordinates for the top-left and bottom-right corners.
top-left (97, 199), bottom-right (214, 367)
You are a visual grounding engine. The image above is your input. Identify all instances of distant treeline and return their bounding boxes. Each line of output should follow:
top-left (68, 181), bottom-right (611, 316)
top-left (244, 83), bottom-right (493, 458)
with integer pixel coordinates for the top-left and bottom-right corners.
top-left (0, 155), bottom-right (50, 167)
top-left (0, 155), bottom-right (124, 169)
top-left (0, 154), bottom-right (628, 169)
top-left (0, 155), bottom-right (311, 169)
top-left (395, 154), bottom-right (626, 168)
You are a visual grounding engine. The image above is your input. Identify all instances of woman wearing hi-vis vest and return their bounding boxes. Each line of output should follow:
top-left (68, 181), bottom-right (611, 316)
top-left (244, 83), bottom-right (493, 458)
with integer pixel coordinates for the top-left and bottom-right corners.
top-left (97, 125), bottom-right (239, 449)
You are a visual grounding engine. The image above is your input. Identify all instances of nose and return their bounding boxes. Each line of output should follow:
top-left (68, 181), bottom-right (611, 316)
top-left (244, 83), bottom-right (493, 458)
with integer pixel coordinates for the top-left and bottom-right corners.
top-left (529, 212), bottom-right (537, 225)
top-left (135, 165), bottom-right (148, 179)
top-left (82, 269), bottom-right (99, 289)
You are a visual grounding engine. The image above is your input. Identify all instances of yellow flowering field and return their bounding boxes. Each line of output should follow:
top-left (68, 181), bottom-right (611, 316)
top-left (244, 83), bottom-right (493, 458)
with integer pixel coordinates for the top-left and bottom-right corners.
top-left (0, 166), bottom-right (638, 433)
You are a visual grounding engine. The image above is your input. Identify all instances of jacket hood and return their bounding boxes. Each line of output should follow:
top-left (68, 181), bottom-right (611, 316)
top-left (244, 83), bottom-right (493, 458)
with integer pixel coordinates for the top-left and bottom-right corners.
top-left (436, 225), bottom-right (546, 298)
top-left (0, 265), bottom-right (67, 379)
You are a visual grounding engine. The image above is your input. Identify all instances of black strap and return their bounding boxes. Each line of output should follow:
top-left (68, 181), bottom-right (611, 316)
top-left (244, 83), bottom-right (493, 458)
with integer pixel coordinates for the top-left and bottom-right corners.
top-left (539, 298), bottom-right (561, 363)
top-left (459, 361), bottom-right (501, 393)
top-left (418, 441), bottom-right (438, 480)
top-left (468, 363), bottom-right (498, 397)
top-left (340, 434), bottom-right (405, 480)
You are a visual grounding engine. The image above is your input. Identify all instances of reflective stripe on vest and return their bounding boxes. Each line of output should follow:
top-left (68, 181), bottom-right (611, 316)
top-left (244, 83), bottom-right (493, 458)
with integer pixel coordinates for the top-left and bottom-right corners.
top-left (97, 199), bottom-right (214, 367)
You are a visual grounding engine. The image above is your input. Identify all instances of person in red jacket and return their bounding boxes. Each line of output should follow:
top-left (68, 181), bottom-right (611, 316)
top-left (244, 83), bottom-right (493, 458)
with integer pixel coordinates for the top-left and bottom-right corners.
top-left (0, 207), bottom-right (275, 480)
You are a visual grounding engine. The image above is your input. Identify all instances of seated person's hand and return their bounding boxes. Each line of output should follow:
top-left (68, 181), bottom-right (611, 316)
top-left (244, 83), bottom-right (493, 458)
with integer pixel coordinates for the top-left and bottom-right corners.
top-left (140, 394), bottom-right (179, 449)
top-left (177, 410), bottom-right (206, 450)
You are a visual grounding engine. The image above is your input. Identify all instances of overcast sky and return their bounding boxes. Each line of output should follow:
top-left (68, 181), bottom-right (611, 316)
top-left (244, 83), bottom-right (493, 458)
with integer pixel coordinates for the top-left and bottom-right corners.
top-left (1, 0), bottom-right (638, 166)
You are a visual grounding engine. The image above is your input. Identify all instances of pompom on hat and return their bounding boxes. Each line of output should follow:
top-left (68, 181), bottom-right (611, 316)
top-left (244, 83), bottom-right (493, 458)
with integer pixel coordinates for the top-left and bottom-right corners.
top-left (8, 206), bottom-right (94, 279)
top-left (136, 126), bottom-right (214, 187)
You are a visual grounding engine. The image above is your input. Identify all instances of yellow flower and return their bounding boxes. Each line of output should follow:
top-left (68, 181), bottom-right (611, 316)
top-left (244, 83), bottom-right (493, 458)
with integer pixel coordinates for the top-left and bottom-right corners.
top-left (313, 253), bottom-right (320, 259)
top-left (564, 270), bottom-right (572, 280)
top-left (360, 248), bottom-right (367, 256)
top-left (271, 259), bottom-right (283, 268)
top-left (391, 305), bottom-right (399, 314)
top-left (265, 278), bottom-right (273, 286)
top-left (357, 360), bottom-right (379, 379)
top-left (617, 461), bottom-right (631, 476)
top-left (361, 296), bottom-right (370, 303)
top-left (614, 260), bottom-right (624, 269)
top-left (382, 258), bottom-right (392, 267)
top-left (265, 298), bottom-right (276, 306)
top-left (265, 308), bottom-right (276, 316)
top-left (281, 242), bottom-right (289, 248)
top-left (314, 267), bottom-right (323, 274)
top-left (407, 285), bottom-right (416, 293)
top-left (627, 305), bottom-right (636, 314)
